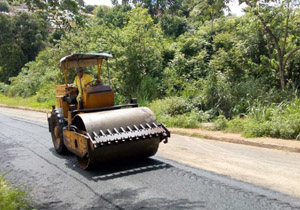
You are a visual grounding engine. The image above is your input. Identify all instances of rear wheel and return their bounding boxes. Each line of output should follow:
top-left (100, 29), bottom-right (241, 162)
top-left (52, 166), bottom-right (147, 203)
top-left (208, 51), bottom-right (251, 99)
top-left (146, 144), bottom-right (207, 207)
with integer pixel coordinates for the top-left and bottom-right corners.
top-left (77, 155), bottom-right (93, 170)
top-left (50, 108), bottom-right (67, 154)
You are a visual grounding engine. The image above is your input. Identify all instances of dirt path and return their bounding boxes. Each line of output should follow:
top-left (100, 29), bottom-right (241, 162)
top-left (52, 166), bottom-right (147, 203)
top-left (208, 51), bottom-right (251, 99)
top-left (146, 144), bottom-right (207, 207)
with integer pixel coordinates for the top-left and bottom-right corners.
top-left (1, 106), bottom-right (300, 199)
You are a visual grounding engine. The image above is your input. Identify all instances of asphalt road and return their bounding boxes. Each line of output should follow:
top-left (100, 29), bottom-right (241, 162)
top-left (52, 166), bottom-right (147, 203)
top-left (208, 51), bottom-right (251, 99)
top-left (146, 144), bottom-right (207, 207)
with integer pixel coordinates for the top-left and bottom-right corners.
top-left (1, 113), bottom-right (300, 209)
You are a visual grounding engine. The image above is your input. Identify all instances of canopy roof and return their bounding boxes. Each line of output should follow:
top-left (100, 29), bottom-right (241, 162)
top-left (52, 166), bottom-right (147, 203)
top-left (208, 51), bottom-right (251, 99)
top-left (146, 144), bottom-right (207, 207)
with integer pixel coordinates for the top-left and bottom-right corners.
top-left (60, 53), bottom-right (113, 70)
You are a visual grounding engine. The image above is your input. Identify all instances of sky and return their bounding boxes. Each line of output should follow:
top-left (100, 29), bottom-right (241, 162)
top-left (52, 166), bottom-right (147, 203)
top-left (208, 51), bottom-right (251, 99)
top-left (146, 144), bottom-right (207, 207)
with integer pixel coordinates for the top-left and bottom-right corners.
top-left (84, 0), bottom-right (247, 16)
top-left (84, 0), bottom-right (115, 7)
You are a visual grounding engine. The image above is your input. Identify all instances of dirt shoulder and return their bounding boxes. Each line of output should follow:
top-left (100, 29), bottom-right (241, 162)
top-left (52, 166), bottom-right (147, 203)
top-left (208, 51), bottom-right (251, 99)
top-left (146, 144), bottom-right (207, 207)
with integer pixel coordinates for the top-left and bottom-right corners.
top-left (170, 128), bottom-right (300, 153)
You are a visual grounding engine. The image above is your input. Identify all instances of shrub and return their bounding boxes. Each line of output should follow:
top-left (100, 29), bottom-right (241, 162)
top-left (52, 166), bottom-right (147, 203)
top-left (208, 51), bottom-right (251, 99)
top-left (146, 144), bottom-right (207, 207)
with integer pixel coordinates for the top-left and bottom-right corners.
top-left (226, 98), bottom-right (300, 139)
top-left (150, 96), bottom-right (193, 117)
top-left (242, 119), bottom-right (271, 138)
top-left (0, 82), bottom-right (7, 94)
top-left (226, 117), bottom-right (245, 133)
top-left (0, 2), bottom-right (9, 12)
top-left (158, 111), bottom-right (199, 128)
top-left (36, 83), bottom-right (56, 103)
top-left (150, 97), bottom-right (199, 128)
top-left (213, 115), bottom-right (228, 131)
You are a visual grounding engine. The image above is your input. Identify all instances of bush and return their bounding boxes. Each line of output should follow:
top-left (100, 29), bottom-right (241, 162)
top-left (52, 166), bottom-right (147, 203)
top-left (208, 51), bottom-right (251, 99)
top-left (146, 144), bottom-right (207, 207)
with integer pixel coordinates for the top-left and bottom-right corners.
top-left (226, 98), bottom-right (300, 139)
top-left (158, 111), bottom-right (199, 128)
top-left (135, 75), bottom-right (160, 103)
top-left (150, 97), bottom-right (199, 128)
top-left (213, 115), bottom-right (228, 130)
top-left (0, 82), bottom-right (7, 94)
top-left (36, 83), bottom-right (56, 103)
top-left (0, 2), bottom-right (9, 12)
top-left (226, 117), bottom-right (245, 133)
top-left (150, 96), bottom-right (193, 117)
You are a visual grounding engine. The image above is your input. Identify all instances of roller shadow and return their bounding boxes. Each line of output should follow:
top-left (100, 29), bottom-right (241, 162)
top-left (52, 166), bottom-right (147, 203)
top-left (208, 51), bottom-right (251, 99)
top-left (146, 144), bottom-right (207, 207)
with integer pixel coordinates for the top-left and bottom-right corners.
top-left (90, 158), bottom-right (171, 181)
top-left (49, 147), bottom-right (172, 181)
top-left (73, 157), bottom-right (171, 181)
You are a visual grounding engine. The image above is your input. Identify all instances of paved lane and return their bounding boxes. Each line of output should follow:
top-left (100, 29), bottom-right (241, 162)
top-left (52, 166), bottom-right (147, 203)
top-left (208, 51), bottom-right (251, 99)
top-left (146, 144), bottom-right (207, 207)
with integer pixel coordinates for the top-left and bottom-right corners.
top-left (0, 114), bottom-right (300, 209)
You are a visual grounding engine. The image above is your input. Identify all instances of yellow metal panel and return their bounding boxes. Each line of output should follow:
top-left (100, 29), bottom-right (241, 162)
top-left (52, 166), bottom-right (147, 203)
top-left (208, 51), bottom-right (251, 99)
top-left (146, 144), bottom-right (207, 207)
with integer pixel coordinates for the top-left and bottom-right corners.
top-left (63, 129), bottom-right (88, 158)
top-left (56, 97), bottom-right (69, 118)
top-left (56, 85), bottom-right (72, 118)
top-left (56, 97), bottom-right (62, 108)
top-left (56, 85), bottom-right (67, 97)
top-left (83, 91), bottom-right (114, 109)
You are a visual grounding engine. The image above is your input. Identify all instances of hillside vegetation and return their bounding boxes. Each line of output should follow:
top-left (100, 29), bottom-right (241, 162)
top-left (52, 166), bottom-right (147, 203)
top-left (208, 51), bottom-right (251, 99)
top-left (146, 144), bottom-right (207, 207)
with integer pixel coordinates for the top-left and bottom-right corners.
top-left (0, 0), bottom-right (300, 139)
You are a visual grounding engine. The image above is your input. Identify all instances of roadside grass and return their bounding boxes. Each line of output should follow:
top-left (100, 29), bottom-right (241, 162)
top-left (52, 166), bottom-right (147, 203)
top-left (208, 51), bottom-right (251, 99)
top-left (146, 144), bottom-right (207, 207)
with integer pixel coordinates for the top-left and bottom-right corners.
top-left (213, 99), bottom-right (300, 140)
top-left (0, 172), bottom-right (33, 210)
top-left (0, 94), bottom-right (54, 110)
top-left (149, 97), bottom-right (200, 128)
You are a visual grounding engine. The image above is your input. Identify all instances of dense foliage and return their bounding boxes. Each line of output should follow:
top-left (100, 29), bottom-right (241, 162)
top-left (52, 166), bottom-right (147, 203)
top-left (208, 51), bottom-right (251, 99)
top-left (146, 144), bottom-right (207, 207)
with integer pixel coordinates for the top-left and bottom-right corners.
top-left (0, 11), bottom-right (48, 83)
top-left (1, 0), bottom-right (300, 139)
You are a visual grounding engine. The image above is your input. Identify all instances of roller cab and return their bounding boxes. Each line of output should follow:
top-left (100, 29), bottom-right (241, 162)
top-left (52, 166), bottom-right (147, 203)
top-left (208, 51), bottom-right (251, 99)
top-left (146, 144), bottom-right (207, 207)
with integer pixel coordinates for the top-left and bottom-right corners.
top-left (48, 53), bottom-right (170, 169)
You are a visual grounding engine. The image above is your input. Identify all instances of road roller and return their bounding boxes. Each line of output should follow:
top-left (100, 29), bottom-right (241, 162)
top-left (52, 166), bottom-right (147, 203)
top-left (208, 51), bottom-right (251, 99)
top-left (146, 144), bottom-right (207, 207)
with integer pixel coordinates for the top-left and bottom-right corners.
top-left (47, 53), bottom-right (170, 169)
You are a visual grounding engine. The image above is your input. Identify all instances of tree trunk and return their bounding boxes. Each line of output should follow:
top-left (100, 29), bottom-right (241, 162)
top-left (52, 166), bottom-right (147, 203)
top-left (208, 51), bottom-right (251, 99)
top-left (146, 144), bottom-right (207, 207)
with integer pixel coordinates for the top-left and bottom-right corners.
top-left (279, 61), bottom-right (285, 90)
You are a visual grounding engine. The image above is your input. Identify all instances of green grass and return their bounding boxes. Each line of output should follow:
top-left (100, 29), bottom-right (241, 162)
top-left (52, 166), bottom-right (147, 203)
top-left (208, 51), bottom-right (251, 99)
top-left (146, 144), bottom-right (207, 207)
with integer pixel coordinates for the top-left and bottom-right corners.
top-left (0, 172), bottom-right (33, 210)
top-left (226, 99), bottom-right (300, 139)
top-left (149, 97), bottom-right (200, 128)
top-left (0, 94), bottom-right (54, 110)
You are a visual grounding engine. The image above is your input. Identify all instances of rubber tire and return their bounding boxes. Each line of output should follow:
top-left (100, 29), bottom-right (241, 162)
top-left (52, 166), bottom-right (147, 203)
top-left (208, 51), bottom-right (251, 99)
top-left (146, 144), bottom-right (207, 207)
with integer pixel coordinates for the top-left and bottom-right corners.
top-left (50, 108), bottom-right (68, 154)
top-left (76, 155), bottom-right (94, 170)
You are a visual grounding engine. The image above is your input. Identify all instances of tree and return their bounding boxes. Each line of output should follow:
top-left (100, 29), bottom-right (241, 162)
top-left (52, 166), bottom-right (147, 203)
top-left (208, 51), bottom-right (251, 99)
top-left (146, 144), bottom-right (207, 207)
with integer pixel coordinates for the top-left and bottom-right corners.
top-left (94, 5), bottom-right (111, 18)
top-left (85, 5), bottom-right (95, 14)
top-left (111, 8), bottom-right (165, 100)
top-left (0, 14), bottom-right (23, 83)
top-left (76, 0), bottom-right (84, 6)
top-left (125, 0), bottom-right (182, 17)
top-left (112, 0), bottom-right (119, 5)
top-left (0, 2), bottom-right (9, 12)
top-left (7, 0), bottom-right (86, 29)
top-left (0, 12), bottom-right (48, 83)
top-left (14, 12), bottom-right (48, 61)
top-left (94, 4), bottom-right (131, 28)
top-left (240, 0), bottom-right (300, 89)
top-left (160, 14), bottom-right (188, 37)
top-left (189, 0), bottom-right (229, 32)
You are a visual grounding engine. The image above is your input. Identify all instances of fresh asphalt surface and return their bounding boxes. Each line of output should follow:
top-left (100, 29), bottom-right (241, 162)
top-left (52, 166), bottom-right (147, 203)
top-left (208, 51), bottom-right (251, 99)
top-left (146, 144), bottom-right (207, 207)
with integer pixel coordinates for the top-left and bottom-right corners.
top-left (1, 113), bottom-right (300, 210)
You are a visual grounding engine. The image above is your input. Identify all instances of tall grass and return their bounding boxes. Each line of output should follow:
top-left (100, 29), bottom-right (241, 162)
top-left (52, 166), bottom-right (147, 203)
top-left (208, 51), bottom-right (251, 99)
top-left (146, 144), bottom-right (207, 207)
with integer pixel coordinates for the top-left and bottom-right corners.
top-left (150, 97), bottom-right (200, 128)
top-left (0, 94), bottom-right (54, 110)
top-left (227, 98), bottom-right (300, 139)
top-left (0, 172), bottom-right (32, 210)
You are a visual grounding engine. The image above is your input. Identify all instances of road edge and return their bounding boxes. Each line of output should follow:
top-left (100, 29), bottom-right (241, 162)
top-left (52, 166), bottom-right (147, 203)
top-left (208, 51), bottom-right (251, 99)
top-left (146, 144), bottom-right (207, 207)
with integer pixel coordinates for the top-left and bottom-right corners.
top-left (170, 129), bottom-right (300, 153)
top-left (1, 103), bottom-right (300, 153)
top-left (0, 104), bottom-right (50, 113)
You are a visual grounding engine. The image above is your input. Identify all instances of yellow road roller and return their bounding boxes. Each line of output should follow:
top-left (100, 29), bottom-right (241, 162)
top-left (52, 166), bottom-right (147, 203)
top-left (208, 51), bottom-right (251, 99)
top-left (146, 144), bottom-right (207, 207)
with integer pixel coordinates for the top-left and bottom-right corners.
top-left (47, 53), bottom-right (170, 169)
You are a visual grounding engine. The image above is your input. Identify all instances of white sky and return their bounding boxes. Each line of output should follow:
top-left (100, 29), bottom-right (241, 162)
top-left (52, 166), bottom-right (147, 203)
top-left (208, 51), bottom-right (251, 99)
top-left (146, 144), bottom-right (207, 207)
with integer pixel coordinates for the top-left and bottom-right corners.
top-left (227, 1), bottom-right (247, 16)
top-left (84, 0), bottom-right (115, 7)
top-left (84, 0), bottom-right (247, 16)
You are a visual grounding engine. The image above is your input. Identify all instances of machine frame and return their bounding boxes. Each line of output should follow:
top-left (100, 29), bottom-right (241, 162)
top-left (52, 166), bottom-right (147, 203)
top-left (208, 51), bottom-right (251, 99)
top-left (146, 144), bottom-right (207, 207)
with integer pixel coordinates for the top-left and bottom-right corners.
top-left (48, 52), bottom-right (170, 169)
